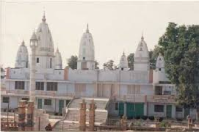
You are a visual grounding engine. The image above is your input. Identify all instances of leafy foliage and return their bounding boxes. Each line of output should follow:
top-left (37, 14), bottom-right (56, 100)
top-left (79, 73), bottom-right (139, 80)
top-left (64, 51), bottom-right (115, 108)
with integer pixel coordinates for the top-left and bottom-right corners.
top-left (67, 55), bottom-right (78, 69)
top-left (95, 61), bottom-right (99, 69)
top-left (158, 22), bottom-right (199, 109)
top-left (67, 55), bottom-right (99, 69)
top-left (127, 53), bottom-right (134, 70)
top-left (103, 60), bottom-right (117, 70)
top-left (149, 45), bottom-right (163, 69)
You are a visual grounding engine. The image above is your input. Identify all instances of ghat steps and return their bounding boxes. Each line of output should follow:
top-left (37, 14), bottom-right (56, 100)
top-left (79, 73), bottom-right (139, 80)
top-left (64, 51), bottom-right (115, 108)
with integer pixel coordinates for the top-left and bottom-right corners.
top-left (53, 98), bottom-right (109, 131)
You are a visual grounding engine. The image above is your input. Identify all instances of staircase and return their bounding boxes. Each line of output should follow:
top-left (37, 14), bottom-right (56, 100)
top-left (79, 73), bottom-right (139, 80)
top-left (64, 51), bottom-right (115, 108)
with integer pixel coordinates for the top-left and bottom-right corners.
top-left (53, 98), bottom-right (109, 131)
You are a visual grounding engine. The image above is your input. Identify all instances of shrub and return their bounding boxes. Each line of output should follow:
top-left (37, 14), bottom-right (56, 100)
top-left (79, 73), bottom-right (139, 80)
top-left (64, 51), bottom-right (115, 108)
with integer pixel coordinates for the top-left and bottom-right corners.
top-left (134, 120), bottom-right (141, 126)
top-left (159, 120), bottom-right (171, 128)
top-left (159, 117), bottom-right (164, 122)
top-left (54, 112), bottom-right (58, 116)
top-left (148, 116), bottom-right (154, 121)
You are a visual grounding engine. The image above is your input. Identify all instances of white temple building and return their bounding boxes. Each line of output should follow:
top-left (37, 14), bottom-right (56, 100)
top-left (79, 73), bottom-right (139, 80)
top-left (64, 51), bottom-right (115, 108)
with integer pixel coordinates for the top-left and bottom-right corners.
top-left (1, 14), bottom-right (197, 126)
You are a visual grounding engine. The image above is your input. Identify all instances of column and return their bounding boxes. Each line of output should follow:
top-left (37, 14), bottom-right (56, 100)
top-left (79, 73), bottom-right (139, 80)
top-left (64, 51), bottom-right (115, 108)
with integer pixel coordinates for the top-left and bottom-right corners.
top-left (89, 100), bottom-right (96, 131)
top-left (18, 100), bottom-right (26, 131)
top-left (79, 99), bottom-right (86, 131)
top-left (124, 102), bottom-right (127, 117)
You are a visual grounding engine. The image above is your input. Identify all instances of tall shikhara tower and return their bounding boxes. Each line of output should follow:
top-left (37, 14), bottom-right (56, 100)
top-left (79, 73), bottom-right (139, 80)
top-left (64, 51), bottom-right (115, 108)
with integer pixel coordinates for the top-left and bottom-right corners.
top-left (77, 24), bottom-right (95, 70)
top-left (134, 36), bottom-right (150, 71)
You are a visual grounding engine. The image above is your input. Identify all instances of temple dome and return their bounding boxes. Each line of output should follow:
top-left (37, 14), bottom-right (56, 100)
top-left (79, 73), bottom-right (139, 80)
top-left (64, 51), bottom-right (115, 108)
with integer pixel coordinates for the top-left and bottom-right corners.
top-left (15, 41), bottom-right (29, 68)
top-left (119, 52), bottom-right (129, 70)
top-left (134, 36), bottom-right (150, 71)
top-left (78, 24), bottom-right (95, 61)
top-left (134, 36), bottom-right (149, 59)
top-left (156, 53), bottom-right (165, 69)
top-left (54, 48), bottom-right (62, 69)
top-left (35, 13), bottom-right (54, 56)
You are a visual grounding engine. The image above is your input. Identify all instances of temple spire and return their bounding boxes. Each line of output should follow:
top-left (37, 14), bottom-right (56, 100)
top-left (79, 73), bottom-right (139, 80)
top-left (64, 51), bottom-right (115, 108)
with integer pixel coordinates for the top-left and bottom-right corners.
top-left (22, 40), bottom-right (25, 45)
top-left (42, 11), bottom-right (46, 22)
top-left (141, 32), bottom-right (144, 40)
top-left (86, 24), bottom-right (89, 33)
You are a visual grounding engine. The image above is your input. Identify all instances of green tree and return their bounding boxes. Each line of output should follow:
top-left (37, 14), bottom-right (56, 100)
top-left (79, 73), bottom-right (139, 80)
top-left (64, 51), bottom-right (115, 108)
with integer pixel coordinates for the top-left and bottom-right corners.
top-left (149, 45), bottom-right (163, 69)
top-left (67, 55), bottom-right (78, 69)
top-left (103, 60), bottom-right (115, 70)
top-left (158, 22), bottom-right (199, 112)
top-left (127, 53), bottom-right (134, 70)
top-left (95, 61), bottom-right (99, 69)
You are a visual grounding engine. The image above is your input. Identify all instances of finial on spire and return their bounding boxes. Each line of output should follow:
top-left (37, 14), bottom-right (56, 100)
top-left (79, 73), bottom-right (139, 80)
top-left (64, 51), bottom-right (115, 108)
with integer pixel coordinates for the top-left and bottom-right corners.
top-left (141, 32), bottom-right (144, 40)
top-left (123, 50), bottom-right (125, 56)
top-left (22, 40), bottom-right (25, 45)
top-left (86, 23), bottom-right (89, 33)
top-left (42, 10), bottom-right (46, 22)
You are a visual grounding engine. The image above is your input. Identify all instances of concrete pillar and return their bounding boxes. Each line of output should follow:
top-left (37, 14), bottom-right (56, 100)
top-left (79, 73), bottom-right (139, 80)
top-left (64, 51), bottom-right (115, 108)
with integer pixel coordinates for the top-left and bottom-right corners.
top-left (144, 103), bottom-right (147, 116)
top-left (124, 102), bottom-right (127, 117)
top-left (144, 95), bottom-right (147, 116)
top-left (171, 105), bottom-right (176, 119)
top-left (79, 99), bottom-right (86, 131)
top-left (18, 100), bottom-right (26, 131)
top-left (25, 101), bottom-right (34, 131)
top-left (30, 32), bottom-right (38, 102)
top-left (89, 100), bottom-right (96, 131)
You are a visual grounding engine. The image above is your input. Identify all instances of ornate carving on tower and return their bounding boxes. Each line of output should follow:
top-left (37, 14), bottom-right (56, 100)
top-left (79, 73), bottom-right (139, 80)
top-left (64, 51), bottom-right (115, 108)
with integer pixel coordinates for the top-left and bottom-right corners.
top-left (77, 24), bottom-right (95, 70)
top-left (134, 35), bottom-right (150, 71)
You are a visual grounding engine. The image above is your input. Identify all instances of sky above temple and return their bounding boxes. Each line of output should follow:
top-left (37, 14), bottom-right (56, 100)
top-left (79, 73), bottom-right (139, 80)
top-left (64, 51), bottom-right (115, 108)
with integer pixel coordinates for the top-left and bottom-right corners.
top-left (0, 1), bottom-right (199, 68)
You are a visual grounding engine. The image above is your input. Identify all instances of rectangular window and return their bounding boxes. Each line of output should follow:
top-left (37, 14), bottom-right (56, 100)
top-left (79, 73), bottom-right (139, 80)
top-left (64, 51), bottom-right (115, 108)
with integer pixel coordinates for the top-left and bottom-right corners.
top-left (155, 86), bottom-right (162, 95)
top-left (36, 82), bottom-right (44, 90)
top-left (176, 106), bottom-right (183, 112)
top-left (3, 97), bottom-right (9, 103)
top-left (163, 91), bottom-right (171, 95)
top-left (154, 105), bottom-right (164, 112)
top-left (47, 82), bottom-right (57, 91)
top-left (44, 99), bottom-right (52, 106)
top-left (15, 81), bottom-right (25, 90)
top-left (115, 103), bottom-right (119, 110)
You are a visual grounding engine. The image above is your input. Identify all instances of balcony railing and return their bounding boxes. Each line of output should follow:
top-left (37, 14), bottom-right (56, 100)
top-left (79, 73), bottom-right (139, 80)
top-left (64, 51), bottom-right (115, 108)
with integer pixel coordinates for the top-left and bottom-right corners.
top-left (3, 90), bottom-right (29, 95)
top-left (1, 89), bottom-right (75, 98)
top-left (147, 95), bottom-right (175, 103)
